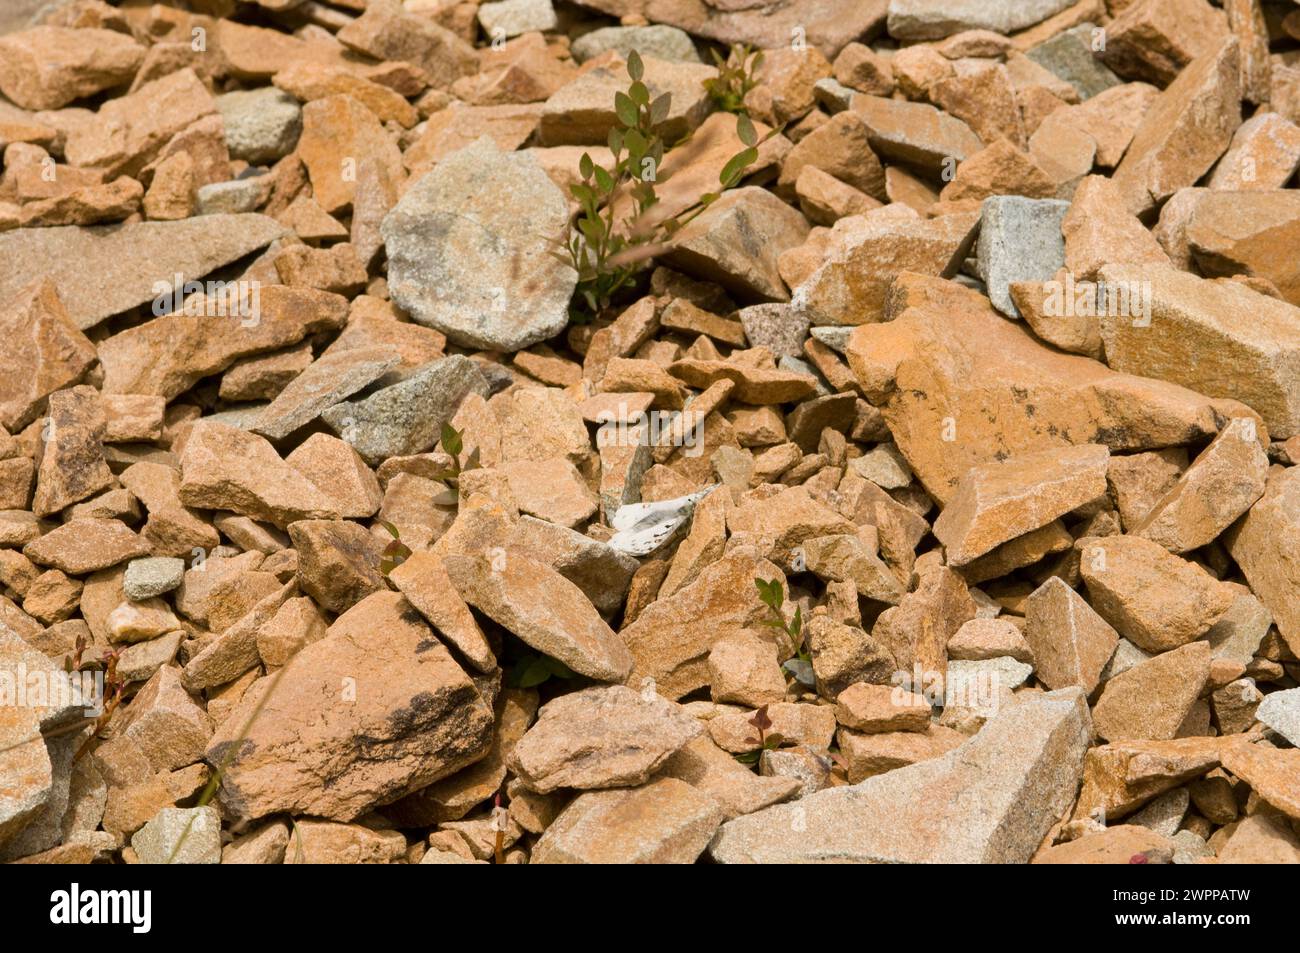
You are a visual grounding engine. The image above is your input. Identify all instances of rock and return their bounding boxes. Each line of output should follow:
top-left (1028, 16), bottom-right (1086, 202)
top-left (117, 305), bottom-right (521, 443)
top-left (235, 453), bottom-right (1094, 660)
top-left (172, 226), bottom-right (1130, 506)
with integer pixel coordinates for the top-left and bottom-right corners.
top-left (283, 819), bottom-right (406, 864)
top-left (1208, 112), bottom-right (1300, 191)
top-left (710, 688), bottom-right (1091, 863)
top-left (1034, 825), bottom-right (1175, 864)
top-left (0, 280), bottom-right (96, 433)
top-left (839, 723), bottom-right (967, 782)
top-left (777, 110), bottom-right (886, 200)
top-left (217, 88), bottom-right (301, 164)
top-left (1186, 190), bottom-right (1300, 307)
top-left (934, 444), bottom-right (1109, 566)
top-left (1111, 38), bottom-right (1241, 215)
top-left (0, 683), bottom-right (49, 848)
top-left (1092, 641), bottom-right (1211, 742)
top-left (622, 548), bottom-right (787, 700)
top-left (507, 516), bottom-right (639, 615)
top-left (501, 457), bottom-right (598, 528)
top-left (1099, 0), bottom-right (1229, 87)
top-left (848, 274), bottom-right (1239, 505)
top-left (0, 27), bottom-right (144, 110)
top-left (288, 520), bottom-right (386, 615)
top-left (252, 347), bottom-right (399, 442)
top-left (1080, 535), bottom-right (1232, 653)
top-left (808, 615), bottom-right (897, 698)
top-left (0, 214), bottom-right (285, 333)
top-left (1075, 736), bottom-right (1227, 821)
top-left (665, 187), bottom-right (810, 303)
top-left (120, 666), bottom-right (212, 773)
top-left (1099, 265), bottom-right (1300, 440)
top-left (1061, 175), bottom-right (1171, 280)
top-left (207, 591), bottom-right (494, 822)
top-left (539, 55), bottom-right (715, 146)
top-left (123, 557), bottom-right (185, 601)
top-left (24, 518), bottom-right (149, 575)
top-left (322, 355), bottom-right (490, 465)
top-left (510, 685), bottom-right (700, 793)
top-left (792, 207), bottom-right (978, 325)
top-left (297, 94), bottom-right (403, 215)
top-left (708, 702), bottom-right (836, 754)
top-left (1025, 23), bottom-right (1121, 100)
top-left (1220, 741), bottom-right (1300, 820)
top-left (946, 617), bottom-right (1033, 663)
top-left (659, 734), bottom-right (799, 819)
top-left (387, 551), bottom-right (495, 673)
top-left (835, 682), bottom-right (931, 733)
top-left (976, 196), bottom-right (1068, 318)
top-left (570, 25), bottom-right (700, 64)
top-left (1132, 417), bottom-right (1268, 552)
top-left (383, 138), bottom-right (575, 350)
top-left (1256, 689), bottom-right (1300, 747)
top-left (642, 0), bottom-right (885, 59)
top-left (130, 806), bottom-right (221, 865)
top-left (1227, 466), bottom-right (1300, 656)
top-left (444, 552), bottom-right (633, 682)
top-left (284, 434), bottom-right (382, 519)
top-left (336, 5), bottom-right (477, 90)
top-left (1217, 811), bottom-right (1300, 863)
top-left (851, 95), bottom-right (984, 173)
top-left (178, 421), bottom-right (339, 528)
top-left (1024, 577), bottom-right (1118, 694)
top-left (708, 633), bottom-right (787, 707)
top-left (887, 0), bottom-right (1077, 40)
top-left (478, 0), bottom-right (556, 38)
top-left (532, 776), bottom-right (723, 864)
top-left (668, 358), bottom-right (818, 405)
top-left (31, 385), bottom-right (112, 517)
top-left (273, 63), bottom-right (418, 129)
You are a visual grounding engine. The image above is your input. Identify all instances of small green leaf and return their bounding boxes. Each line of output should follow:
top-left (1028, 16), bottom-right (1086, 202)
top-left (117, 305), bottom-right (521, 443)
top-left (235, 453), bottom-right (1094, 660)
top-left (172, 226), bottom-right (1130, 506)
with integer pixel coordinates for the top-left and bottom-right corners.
top-left (517, 657), bottom-right (553, 688)
top-left (440, 423), bottom-right (463, 457)
top-left (629, 80), bottom-right (650, 107)
top-left (579, 152), bottom-right (594, 179)
top-left (736, 113), bottom-right (757, 147)
top-left (650, 92), bottom-right (672, 124)
top-left (719, 146), bottom-right (759, 187)
top-left (627, 49), bottom-right (644, 81)
top-left (592, 165), bottom-right (614, 193)
top-left (614, 92), bottom-right (638, 127)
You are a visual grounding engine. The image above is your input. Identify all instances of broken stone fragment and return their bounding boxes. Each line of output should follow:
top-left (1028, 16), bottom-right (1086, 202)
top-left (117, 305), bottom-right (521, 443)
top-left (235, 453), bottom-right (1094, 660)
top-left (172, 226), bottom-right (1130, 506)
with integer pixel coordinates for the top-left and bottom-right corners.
top-left (444, 552), bottom-right (633, 682)
top-left (207, 590), bottom-right (494, 822)
top-left (976, 196), bottom-right (1068, 318)
top-left (1226, 466), bottom-right (1300, 656)
top-left (0, 280), bottom-right (96, 432)
top-left (934, 444), bottom-right (1109, 567)
top-left (510, 685), bottom-right (700, 794)
top-left (712, 688), bottom-right (1091, 863)
top-left (1092, 641), bottom-right (1211, 742)
top-left (178, 421), bottom-right (340, 528)
top-left (1024, 577), bottom-right (1117, 694)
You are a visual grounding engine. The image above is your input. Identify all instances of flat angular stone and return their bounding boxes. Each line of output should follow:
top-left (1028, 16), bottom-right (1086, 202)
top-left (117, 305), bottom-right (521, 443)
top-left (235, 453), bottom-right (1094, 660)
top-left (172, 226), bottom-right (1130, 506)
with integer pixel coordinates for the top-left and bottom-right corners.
top-left (665, 187), bottom-right (810, 303)
top-left (643, 0), bottom-right (885, 59)
top-left (24, 518), bottom-right (149, 575)
top-left (1226, 466), bottom-right (1300, 655)
top-left (533, 776), bottom-right (723, 864)
top-left (384, 138), bottom-right (575, 351)
top-left (297, 94), bottom-right (403, 215)
top-left (659, 735), bottom-right (799, 820)
top-left (1024, 577), bottom-right (1118, 693)
top-left (179, 421), bottom-right (339, 528)
top-left (506, 516), bottom-right (639, 616)
top-left (0, 26), bottom-right (144, 110)
top-left (1111, 38), bottom-right (1241, 215)
top-left (322, 355), bottom-right (490, 465)
top-left (217, 88), bottom-right (302, 164)
top-left (509, 685), bottom-right (701, 793)
top-left (1099, 265), bottom-right (1300, 440)
top-left (445, 552), bottom-right (633, 682)
top-left (1061, 174), bottom-right (1170, 280)
top-left (288, 520), bottom-right (386, 615)
top-left (284, 434), bottom-right (382, 520)
top-left (1080, 535), bottom-right (1233, 653)
top-left (0, 280), bottom-right (96, 432)
top-left (253, 347), bottom-right (399, 442)
top-left (1133, 417), bottom-right (1268, 552)
top-left (1208, 111), bottom-right (1300, 191)
top-left (387, 551), bottom-right (496, 674)
top-left (1186, 190), bottom-right (1300, 307)
top-left (711, 688), bottom-right (1091, 863)
top-left (32, 385), bottom-right (112, 517)
top-left (1098, 0), bottom-right (1229, 87)
top-left (131, 806), bottom-right (221, 865)
top-left (337, 5), bottom-right (478, 90)
top-left (206, 591), bottom-right (494, 822)
top-left (934, 444), bottom-right (1109, 566)
top-left (1256, 688), bottom-right (1300, 747)
top-left (1220, 741), bottom-right (1300, 820)
top-left (1092, 641), bottom-right (1211, 742)
top-left (888, 0), bottom-right (1076, 40)
top-left (851, 95), bottom-right (984, 173)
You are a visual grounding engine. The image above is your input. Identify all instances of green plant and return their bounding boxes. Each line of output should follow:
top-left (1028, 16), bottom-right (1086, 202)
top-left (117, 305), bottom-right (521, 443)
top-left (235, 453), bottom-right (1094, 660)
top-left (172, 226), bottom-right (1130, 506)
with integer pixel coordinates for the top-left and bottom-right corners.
top-left (377, 520), bottom-right (412, 577)
top-left (559, 49), bottom-right (774, 320)
top-left (506, 650), bottom-right (577, 689)
top-left (704, 43), bottom-right (764, 114)
top-left (755, 576), bottom-right (806, 662)
top-left (432, 423), bottom-right (479, 492)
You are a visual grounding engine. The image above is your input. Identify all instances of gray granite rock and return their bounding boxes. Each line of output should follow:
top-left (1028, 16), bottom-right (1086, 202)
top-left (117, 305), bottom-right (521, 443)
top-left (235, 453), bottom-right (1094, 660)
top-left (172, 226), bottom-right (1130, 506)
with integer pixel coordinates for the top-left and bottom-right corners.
top-left (888, 0), bottom-right (1076, 41)
top-left (976, 196), bottom-right (1069, 318)
top-left (217, 88), bottom-right (302, 164)
top-left (1257, 688), bottom-right (1300, 747)
top-left (322, 355), bottom-right (490, 464)
top-left (737, 303), bottom-right (809, 358)
top-left (123, 556), bottom-right (186, 601)
top-left (1026, 24), bottom-right (1122, 100)
top-left (131, 806), bottom-right (222, 864)
top-left (382, 137), bottom-right (576, 351)
top-left (571, 24), bottom-right (700, 64)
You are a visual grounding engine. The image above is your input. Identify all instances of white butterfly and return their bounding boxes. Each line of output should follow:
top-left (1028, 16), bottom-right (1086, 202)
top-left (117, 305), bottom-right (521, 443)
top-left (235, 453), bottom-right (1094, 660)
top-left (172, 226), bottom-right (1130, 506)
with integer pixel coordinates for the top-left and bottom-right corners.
top-left (607, 485), bottom-right (718, 557)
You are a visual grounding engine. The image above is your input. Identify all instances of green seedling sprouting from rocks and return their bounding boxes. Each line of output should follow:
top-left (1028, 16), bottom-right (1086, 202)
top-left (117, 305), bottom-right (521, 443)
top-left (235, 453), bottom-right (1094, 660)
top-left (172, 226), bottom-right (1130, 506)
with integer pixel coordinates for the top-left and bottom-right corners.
top-left (704, 43), bottom-right (764, 114)
top-left (735, 703), bottom-right (784, 767)
top-left (558, 49), bottom-right (776, 320)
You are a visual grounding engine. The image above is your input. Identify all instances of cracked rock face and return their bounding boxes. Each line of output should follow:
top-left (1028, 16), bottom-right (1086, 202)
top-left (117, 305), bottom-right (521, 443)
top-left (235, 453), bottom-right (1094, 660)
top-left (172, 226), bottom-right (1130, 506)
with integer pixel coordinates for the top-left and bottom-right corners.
top-left (1, 0), bottom-right (1297, 869)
